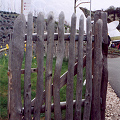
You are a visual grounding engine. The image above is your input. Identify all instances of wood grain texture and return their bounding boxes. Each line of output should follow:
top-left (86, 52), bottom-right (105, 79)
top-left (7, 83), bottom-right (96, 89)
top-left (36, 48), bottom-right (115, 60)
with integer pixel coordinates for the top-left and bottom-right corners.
top-left (24, 13), bottom-right (33, 120)
top-left (53, 11), bottom-right (65, 120)
top-left (33, 12), bottom-right (44, 120)
top-left (8, 14), bottom-right (26, 120)
top-left (74, 15), bottom-right (84, 120)
top-left (101, 12), bottom-right (108, 120)
top-left (91, 19), bottom-right (103, 120)
top-left (45, 12), bottom-right (54, 120)
top-left (66, 13), bottom-right (76, 120)
top-left (83, 16), bottom-right (92, 120)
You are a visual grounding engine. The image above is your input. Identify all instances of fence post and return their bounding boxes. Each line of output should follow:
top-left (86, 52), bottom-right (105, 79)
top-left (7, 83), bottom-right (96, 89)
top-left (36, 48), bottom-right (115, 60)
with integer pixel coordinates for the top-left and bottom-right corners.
top-left (74, 14), bottom-right (84, 120)
top-left (53, 11), bottom-right (65, 120)
top-left (91, 19), bottom-right (103, 120)
top-left (45, 12), bottom-right (54, 120)
top-left (101, 12), bottom-right (108, 120)
top-left (24, 13), bottom-right (33, 120)
top-left (8, 14), bottom-right (26, 120)
top-left (83, 16), bottom-right (92, 120)
top-left (33, 13), bottom-right (44, 120)
top-left (66, 13), bottom-right (76, 120)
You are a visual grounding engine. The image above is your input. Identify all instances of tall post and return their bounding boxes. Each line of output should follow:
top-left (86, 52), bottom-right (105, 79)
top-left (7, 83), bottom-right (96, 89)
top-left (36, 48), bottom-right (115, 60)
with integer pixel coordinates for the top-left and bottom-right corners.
top-left (90, 0), bottom-right (91, 18)
top-left (74, 0), bottom-right (76, 13)
top-left (21, 0), bottom-right (23, 14)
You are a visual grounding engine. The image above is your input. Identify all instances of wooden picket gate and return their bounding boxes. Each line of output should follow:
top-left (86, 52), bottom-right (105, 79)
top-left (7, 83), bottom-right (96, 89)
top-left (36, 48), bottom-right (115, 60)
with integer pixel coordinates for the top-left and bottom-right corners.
top-left (8, 10), bottom-right (108, 120)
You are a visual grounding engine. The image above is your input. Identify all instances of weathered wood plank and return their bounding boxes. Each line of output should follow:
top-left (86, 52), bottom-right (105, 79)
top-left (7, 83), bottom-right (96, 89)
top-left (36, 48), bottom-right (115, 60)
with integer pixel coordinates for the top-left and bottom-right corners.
top-left (45, 12), bottom-right (54, 120)
top-left (66, 13), bottom-right (76, 120)
top-left (101, 12), bottom-right (108, 120)
top-left (31, 54), bottom-right (87, 107)
top-left (53, 11), bottom-right (65, 120)
top-left (24, 13), bottom-right (33, 120)
top-left (74, 15), bottom-right (84, 120)
top-left (29, 99), bottom-right (85, 114)
top-left (83, 16), bottom-right (92, 120)
top-left (8, 14), bottom-right (26, 120)
top-left (91, 19), bottom-right (103, 120)
top-left (24, 32), bottom-right (88, 42)
top-left (33, 13), bottom-right (45, 120)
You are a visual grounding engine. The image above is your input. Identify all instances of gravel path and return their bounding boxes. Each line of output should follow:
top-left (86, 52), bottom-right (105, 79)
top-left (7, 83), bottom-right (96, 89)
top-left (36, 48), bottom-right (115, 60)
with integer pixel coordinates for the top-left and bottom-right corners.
top-left (105, 82), bottom-right (120, 120)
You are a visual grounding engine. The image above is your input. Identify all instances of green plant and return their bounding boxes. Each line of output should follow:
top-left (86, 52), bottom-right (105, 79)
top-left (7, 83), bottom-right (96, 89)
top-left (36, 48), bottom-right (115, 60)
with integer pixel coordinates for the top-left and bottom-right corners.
top-left (1, 27), bottom-right (4, 30)
top-left (6, 26), bottom-right (9, 30)
top-left (3, 20), bottom-right (6, 23)
top-left (7, 20), bottom-right (10, 23)
top-left (0, 54), bottom-right (86, 119)
top-left (10, 26), bottom-right (13, 29)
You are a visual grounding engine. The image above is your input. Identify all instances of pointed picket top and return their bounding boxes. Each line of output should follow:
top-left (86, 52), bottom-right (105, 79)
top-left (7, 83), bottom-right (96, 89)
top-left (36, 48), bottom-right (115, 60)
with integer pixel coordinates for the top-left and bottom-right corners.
top-left (47, 11), bottom-right (54, 25)
top-left (37, 12), bottom-right (44, 39)
top-left (13, 14), bottom-right (26, 40)
top-left (59, 11), bottom-right (65, 25)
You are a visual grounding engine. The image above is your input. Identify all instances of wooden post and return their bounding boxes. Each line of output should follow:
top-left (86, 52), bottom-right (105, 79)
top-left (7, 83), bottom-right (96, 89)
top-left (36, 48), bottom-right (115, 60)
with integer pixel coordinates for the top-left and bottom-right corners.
top-left (8, 14), bottom-right (26, 120)
top-left (53, 11), bottom-right (65, 120)
top-left (83, 16), bottom-right (92, 120)
top-left (101, 12), bottom-right (108, 120)
top-left (33, 13), bottom-right (44, 120)
top-left (45, 12), bottom-right (54, 120)
top-left (74, 0), bottom-right (76, 13)
top-left (21, 0), bottom-right (23, 14)
top-left (74, 14), bottom-right (84, 120)
top-left (91, 19), bottom-right (103, 120)
top-left (24, 13), bottom-right (33, 120)
top-left (66, 13), bottom-right (76, 120)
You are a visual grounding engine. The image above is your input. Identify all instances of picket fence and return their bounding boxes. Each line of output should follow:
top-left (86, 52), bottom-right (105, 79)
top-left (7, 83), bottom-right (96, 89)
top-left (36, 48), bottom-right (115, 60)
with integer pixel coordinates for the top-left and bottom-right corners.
top-left (8, 10), bottom-right (108, 120)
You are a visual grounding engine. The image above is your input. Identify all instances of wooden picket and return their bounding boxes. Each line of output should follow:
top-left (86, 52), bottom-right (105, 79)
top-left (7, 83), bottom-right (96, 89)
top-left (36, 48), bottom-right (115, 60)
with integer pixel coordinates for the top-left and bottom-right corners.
top-left (8, 14), bottom-right (26, 120)
top-left (66, 13), bottom-right (76, 120)
top-left (8, 10), bottom-right (108, 120)
top-left (24, 13), bottom-right (33, 120)
top-left (33, 12), bottom-right (44, 120)
top-left (74, 14), bottom-right (84, 120)
top-left (83, 16), bottom-right (92, 120)
top-left (53, 11), bottom-right (65, 120)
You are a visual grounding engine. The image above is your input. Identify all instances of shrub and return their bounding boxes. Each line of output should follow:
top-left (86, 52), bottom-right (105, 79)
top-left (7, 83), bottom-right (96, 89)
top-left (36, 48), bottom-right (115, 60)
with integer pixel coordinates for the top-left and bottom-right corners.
top-left (10, 26), bottom-right (13, 29)
top-left (1, 27), bottom-right (4, 30)
top-left (6, 26), bottom-right (9, 30)
top-left (2, 35), bottom-right (6, 38)
top-left (3, 11), bottom-right (6, 14)
top-left (3, 20), bottom-right (6, 23)
top-left (7, 20), bottom-right (10, 23)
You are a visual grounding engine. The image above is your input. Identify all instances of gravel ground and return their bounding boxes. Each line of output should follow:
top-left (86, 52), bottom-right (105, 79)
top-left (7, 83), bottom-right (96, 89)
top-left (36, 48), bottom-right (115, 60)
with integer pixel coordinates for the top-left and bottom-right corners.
top-left (105, 82), bottom-right (120, 120)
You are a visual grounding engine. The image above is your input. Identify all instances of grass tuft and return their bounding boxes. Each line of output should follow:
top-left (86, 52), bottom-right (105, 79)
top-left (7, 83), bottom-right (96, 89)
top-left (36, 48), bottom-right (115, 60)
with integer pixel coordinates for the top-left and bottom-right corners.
top-left (0, 54), bottom-right (86, 119)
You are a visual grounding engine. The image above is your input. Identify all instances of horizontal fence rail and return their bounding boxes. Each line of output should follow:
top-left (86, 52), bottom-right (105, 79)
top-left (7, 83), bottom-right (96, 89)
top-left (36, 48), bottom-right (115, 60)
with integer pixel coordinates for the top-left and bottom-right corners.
top-left (8, 10), bottom-right (108, 120)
